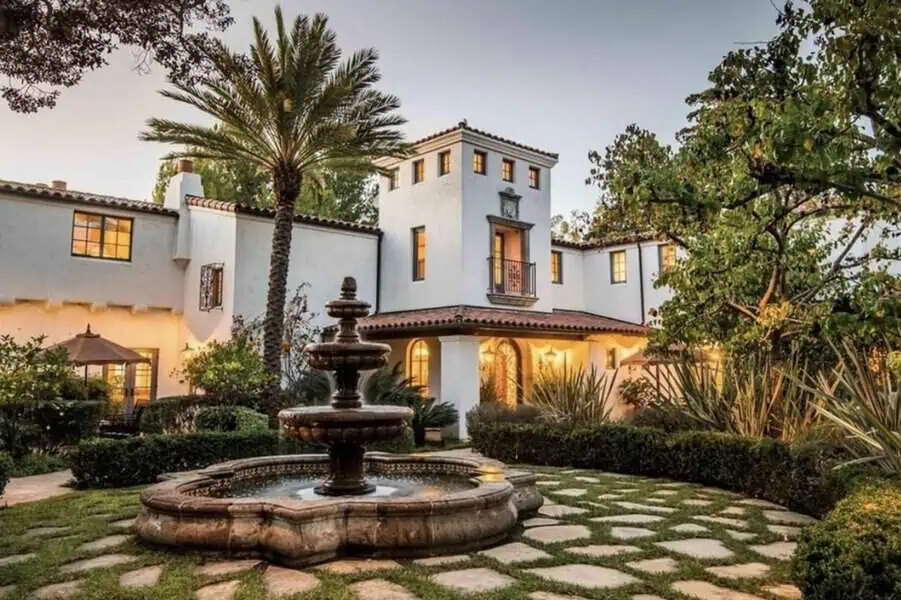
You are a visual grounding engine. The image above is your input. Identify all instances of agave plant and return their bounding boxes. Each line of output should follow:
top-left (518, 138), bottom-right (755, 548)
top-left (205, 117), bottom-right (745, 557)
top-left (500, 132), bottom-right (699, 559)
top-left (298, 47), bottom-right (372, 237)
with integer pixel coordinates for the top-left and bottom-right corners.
top-left (526, 365), bottom-right (619, 425)
top-left (810, 341), bottom-right (901, 474)
top-left (364, 362), bottom-right (458, 445)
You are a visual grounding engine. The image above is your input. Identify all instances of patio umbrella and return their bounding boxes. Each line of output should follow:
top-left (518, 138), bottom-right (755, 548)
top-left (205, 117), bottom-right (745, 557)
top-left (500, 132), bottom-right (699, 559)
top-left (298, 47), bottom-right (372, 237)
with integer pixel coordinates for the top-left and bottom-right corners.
top-left (621, 347), bottom-right (707, 402)
top-left (51, 325), bottom-right (150, 400)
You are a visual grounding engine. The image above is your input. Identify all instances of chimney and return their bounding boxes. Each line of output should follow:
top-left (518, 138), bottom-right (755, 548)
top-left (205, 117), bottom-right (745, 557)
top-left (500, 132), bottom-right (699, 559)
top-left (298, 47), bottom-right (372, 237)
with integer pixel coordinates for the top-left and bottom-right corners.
top-left (51, 180), bottom-right (67, 191)
top-left (176, 159), bottom-right (193, 174)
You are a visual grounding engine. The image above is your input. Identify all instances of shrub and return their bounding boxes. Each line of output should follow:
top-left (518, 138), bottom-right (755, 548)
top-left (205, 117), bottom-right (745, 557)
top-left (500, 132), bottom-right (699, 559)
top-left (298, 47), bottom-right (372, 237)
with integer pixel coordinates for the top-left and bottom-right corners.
top-left (180, 334), bottom-right (274, 408)
top-left (58, 375), bottom-right (111, 404)
top-left (527, 365), bottom-right (618, 425)
top-left (469, 419), bottom-right (852, 516)
top-left (196, 406), bottom-right (269, 433)
top-left (140, 395), bottom-right (206, 434)
top-left (794, 481), bottom-right (901, 600)
top-left (71, 428), bottom-right (416, 488)
top-left (467, 402), bottom-right (542, 426)
top-left (618, 376), bottom-right (657, 410)
top-left (9, 453), bottom-right (69, 477)
top-left (31, 400), bottom-right (105, 452)
top-left (0, 452), bottom-right (11, 495)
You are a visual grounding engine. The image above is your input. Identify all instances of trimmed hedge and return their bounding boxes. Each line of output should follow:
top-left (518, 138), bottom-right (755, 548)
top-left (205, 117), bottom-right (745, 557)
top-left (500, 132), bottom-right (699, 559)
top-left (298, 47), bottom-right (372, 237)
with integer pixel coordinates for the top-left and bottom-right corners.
top-left (794, 481), bottom-right (901, 600)
top-left (71, 428), bottom-right (415, 488)
top-left (469, 420), bottom-right (854, 517)
top-left (0, 452), bottom-right (11, 496)
top-left (196, 406), bottom-right (268, 433)
top-left (470, 419), bottom-right (901, 598)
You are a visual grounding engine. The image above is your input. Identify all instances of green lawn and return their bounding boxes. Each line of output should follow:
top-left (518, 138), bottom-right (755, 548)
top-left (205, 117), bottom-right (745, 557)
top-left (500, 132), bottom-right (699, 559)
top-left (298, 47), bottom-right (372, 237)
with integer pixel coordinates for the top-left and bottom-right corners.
top-left (0, 467), bottom-right (806, 599)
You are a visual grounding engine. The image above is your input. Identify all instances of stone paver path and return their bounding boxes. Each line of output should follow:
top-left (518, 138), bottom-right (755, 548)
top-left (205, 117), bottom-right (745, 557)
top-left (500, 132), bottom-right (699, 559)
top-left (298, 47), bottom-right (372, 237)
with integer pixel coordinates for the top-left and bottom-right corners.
top-left (0, 461), bottom-right (820, 600)
top-left (1, 470), bottom-right (72, 506)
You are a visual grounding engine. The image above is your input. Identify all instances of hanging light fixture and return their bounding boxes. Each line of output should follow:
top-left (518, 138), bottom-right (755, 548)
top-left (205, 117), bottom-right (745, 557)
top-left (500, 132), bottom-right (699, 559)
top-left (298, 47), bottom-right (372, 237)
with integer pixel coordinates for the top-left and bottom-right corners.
top-left (544, 347), bottom-right (558, 360)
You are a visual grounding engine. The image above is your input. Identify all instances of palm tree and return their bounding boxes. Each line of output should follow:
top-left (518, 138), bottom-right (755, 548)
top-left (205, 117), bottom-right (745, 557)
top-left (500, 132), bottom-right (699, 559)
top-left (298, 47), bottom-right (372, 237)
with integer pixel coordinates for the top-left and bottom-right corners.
top-left (141, 8), bottom-right (407, 390)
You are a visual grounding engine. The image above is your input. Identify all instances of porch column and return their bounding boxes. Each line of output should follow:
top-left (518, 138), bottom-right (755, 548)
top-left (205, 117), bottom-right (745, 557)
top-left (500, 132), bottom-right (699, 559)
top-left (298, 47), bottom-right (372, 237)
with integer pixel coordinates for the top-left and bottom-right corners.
top-left (439, 335), bottom-right (480, 439)
top-left (588, 340), bottom-right (606, 373)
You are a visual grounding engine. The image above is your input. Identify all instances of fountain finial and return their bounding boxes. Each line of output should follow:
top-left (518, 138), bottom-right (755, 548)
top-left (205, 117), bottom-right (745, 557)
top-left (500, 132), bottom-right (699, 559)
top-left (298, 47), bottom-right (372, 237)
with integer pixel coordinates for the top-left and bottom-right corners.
top-left (340, 276), bottom-right (357, 298)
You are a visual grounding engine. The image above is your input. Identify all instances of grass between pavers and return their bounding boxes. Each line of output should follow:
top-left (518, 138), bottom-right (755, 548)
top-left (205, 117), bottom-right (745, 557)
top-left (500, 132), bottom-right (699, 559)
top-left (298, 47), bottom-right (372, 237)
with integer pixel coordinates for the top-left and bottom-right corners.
top-left (0, 466), bottom-right (806, 600)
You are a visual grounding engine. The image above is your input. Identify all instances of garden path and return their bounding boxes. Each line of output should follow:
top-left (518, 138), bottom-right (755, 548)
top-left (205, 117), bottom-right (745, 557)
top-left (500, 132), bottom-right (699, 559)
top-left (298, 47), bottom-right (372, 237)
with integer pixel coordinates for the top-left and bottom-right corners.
top-left (1, 470), bottom-right (72, 507)
top-left (0, 466), bottom-right (812, 599)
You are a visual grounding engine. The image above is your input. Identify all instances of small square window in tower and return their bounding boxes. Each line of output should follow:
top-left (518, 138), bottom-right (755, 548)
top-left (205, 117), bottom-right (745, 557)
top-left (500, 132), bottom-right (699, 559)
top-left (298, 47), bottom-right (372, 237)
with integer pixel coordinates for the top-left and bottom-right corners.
top-left (528, 166), bottom-right (541, 189)
top-left (388, 168), bottom-right (399, 190)
top-left (473, 150), bottom-right (487, 175)
top-left (200, 263), bottom-right (224, 311)
top-left (502, 158), bottom-right (515, 183)
top-left (438, 150), bottom-right (451, 176)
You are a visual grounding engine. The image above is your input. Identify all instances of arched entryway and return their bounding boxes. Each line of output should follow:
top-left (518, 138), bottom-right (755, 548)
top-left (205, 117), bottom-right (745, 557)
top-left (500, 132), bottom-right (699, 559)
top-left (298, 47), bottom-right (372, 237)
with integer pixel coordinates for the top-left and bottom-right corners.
top-left (479, 338), bottom-right (522, 408)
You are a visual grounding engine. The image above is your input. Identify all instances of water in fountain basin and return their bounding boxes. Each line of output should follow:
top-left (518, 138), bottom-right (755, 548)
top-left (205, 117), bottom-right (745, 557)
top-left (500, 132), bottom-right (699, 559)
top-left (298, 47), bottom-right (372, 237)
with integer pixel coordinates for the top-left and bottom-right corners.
top-left (217, 473), bottom-right (475, 500)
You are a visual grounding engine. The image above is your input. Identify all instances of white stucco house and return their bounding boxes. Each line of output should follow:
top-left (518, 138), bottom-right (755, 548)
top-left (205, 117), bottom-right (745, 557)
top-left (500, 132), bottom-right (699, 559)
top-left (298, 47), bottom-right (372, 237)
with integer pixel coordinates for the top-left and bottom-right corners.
top-left (0, 122), bottom-right (679, 436)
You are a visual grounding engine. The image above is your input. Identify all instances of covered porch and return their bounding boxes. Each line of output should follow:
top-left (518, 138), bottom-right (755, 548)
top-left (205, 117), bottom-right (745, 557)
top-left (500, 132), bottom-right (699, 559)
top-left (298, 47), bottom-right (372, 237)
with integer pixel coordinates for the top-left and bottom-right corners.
top-left (358, 305), bottom-right (649, 438)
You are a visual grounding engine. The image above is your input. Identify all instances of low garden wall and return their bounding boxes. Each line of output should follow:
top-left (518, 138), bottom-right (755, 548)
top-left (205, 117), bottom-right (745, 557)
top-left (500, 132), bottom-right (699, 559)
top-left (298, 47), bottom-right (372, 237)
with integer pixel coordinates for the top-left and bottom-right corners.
top-left (469, 419), bottom-right (901, 600)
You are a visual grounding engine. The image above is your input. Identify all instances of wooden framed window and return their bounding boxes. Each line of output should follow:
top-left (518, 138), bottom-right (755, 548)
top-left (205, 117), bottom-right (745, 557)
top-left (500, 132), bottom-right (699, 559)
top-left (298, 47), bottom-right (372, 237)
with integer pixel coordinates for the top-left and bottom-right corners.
top-left (658, 243), bottom-right (676, 272)
top-left (473, 150), bottom-right (487, 175)
top-left (408, 339), bottom-right (430, 395)
top-left (200, 263), bottom-right (224, 311)
top-left (71, 211), bottom-right (133, 261)
top-left (610, 250), bottom-right (627, 284)
top-left (104, 348), bottom-right (159, 407)
top-left (528, 166), bottom-right (541, 189)
top-left (388, 168), bottom-right (399, 190)
top-left (502, 158), bottom-right (515, 183)
top-left (412, 226), bottom-right (426, 281)
top-left (412, 159), bottom-right (425, 184)
top-left (438, 150), bottom-right (451, 176)
top-left (605, 348), bottom-right (617, 369)
top-left (551, 250), bottom-right (563, 284)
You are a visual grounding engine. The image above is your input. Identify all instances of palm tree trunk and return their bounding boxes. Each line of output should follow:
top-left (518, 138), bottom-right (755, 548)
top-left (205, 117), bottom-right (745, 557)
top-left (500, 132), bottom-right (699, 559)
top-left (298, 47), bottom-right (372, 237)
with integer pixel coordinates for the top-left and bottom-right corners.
top-left (263, 166), bottom-right (302, 399)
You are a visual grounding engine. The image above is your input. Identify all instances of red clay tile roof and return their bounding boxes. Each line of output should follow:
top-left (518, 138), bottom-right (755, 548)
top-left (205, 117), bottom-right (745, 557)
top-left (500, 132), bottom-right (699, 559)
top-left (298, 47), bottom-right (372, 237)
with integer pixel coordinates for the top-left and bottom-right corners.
top-left (355, 305), bottom-right (648, 336)
top-left (552, 231), bottom-right (661, 250)
top-left (185, 196), bottom-right (380, 234)
top-left (411, 121), bottom-right (559, 160)
top-left (0, 180), bottom-right (177, 216)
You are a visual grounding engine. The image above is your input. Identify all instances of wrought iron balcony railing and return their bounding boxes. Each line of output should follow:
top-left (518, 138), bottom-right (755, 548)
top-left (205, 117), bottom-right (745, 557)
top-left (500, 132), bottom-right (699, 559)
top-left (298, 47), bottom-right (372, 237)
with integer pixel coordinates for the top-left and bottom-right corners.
top-left (487, 257), bottom-right (537, 298)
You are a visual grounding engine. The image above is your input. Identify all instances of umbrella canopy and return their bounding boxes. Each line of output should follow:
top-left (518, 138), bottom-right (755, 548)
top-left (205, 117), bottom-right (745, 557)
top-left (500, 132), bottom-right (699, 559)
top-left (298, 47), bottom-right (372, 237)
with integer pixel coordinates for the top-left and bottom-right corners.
top-left (52, 325), bottom-right (150, 365)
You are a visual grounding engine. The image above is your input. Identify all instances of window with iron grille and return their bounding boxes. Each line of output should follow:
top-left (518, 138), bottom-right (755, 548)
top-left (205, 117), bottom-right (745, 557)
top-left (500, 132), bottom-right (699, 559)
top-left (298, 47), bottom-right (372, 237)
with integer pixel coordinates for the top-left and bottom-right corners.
top-left (200, 263), bottom-right (224, 311)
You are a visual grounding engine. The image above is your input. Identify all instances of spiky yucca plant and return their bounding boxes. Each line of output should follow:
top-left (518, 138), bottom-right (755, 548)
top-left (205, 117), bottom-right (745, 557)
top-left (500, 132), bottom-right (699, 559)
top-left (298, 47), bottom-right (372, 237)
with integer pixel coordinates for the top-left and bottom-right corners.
top-left (526, 365), bottom-right (619, 425)
top-left (811, 342), bottom-right (901, 474)
top-left (141, 8), bottom-right (407, 393)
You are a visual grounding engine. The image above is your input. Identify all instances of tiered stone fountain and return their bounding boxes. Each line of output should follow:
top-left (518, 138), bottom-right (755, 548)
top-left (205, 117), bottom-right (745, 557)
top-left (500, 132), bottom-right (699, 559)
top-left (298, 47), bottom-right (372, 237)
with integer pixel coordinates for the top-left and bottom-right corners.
top-left (277, 277), bottom-right (412, 496)
top-left (135, 277), bottom-right (541, 566)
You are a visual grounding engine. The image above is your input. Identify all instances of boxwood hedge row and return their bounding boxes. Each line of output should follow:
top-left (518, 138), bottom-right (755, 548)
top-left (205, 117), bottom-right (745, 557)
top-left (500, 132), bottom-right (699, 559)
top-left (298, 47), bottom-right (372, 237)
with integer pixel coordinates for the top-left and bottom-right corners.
top-left (468, 418), bottom-right (901, 600)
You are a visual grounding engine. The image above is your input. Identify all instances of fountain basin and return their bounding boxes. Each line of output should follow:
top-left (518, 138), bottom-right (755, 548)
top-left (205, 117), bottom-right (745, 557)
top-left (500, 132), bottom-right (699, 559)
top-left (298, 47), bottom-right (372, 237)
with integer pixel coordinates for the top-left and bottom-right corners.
top-left (135, 452), bottom-right (542, 567)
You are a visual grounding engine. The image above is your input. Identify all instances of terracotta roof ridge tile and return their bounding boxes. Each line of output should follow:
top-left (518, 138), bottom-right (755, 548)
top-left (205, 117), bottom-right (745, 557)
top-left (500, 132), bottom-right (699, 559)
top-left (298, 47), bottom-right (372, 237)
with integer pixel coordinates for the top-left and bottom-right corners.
top-left (0, 179), bottom-right (177, 216)
top-left (410, 121), bottom-right (559, 159)
top-left (185, 195), bottom-right (380, 234)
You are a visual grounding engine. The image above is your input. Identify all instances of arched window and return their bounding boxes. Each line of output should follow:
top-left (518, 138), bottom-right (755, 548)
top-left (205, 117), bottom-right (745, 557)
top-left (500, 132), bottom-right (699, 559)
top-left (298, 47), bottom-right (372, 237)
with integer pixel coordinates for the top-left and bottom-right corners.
top-left (408, 339), bottom-right (430, 395)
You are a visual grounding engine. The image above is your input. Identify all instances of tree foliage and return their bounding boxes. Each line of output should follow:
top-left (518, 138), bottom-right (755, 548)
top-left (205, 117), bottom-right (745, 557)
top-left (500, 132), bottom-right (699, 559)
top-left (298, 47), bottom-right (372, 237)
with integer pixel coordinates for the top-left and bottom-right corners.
top-left (0, 0), bottom-right (232, 112)
top-left (151, 155), bottom-right (379, 223)
top-left (141, 8), bottom-right (407, 387)
top-left (587, 0), bottom-right (901, 357)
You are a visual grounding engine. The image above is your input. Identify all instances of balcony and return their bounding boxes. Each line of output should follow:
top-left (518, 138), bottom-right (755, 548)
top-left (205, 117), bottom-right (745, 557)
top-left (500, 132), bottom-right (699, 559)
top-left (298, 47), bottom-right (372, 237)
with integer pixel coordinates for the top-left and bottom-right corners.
top-left (487, 257), bottom-right (538, 307)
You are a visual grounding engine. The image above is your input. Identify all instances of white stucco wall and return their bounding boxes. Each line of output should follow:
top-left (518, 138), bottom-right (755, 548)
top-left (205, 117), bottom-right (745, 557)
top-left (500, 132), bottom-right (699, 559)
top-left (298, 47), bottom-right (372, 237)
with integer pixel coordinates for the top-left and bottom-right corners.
top-left (232, 216), bottom-right (379, 329)
top-left (460, 141), bottom-right (555, 311)
top-left (550, 245), bottom-right (586, 311)
top-left (0, 194), bottom-right (184, 310)
top-left (0, 302), bottom-right (186, 398)
top-left (377, 141), bottom-right (464, 312)
top-left (180, 206), bottom-right (238, 346)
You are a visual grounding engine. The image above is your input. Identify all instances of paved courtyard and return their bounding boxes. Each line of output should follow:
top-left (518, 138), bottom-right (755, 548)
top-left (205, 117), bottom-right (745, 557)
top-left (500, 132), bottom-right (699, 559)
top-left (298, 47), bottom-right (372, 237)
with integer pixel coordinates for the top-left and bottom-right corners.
top-left (0, 466), bottom-right (811, 599)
